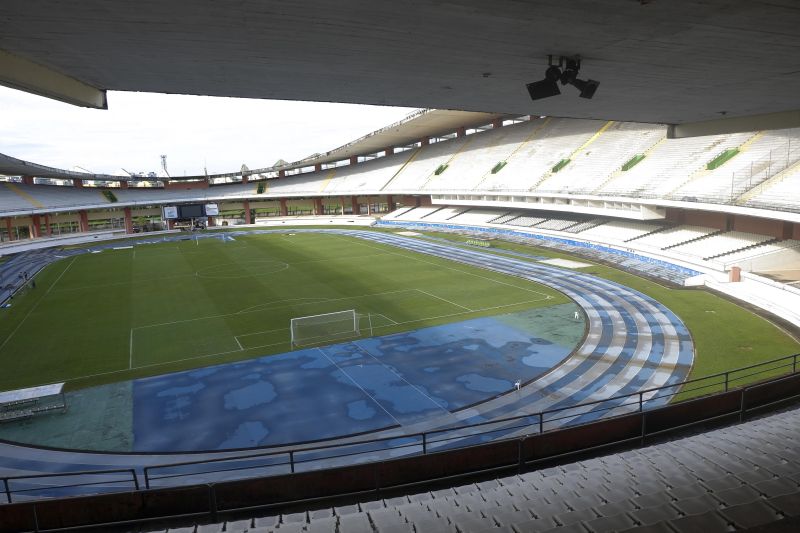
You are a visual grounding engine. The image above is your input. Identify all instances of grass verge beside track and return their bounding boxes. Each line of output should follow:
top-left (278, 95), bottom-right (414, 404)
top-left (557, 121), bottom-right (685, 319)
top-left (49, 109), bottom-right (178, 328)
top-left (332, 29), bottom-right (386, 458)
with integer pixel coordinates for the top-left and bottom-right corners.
top-left (413, 230), bottom-right (800, 392)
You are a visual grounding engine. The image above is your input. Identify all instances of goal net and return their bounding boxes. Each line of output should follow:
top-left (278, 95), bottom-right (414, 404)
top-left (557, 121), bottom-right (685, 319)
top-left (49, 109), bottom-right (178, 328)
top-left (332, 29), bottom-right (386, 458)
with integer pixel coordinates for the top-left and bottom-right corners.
top-left (290, 309), bottom-right (360, 348)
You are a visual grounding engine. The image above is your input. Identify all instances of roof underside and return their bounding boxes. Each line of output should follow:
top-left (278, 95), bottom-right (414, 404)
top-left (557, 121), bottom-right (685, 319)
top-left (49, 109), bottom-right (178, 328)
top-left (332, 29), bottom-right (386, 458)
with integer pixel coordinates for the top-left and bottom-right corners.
top-left (0, 110), bottom-right (507, 180)
top-left (1, 0), bottom-right (799, 125)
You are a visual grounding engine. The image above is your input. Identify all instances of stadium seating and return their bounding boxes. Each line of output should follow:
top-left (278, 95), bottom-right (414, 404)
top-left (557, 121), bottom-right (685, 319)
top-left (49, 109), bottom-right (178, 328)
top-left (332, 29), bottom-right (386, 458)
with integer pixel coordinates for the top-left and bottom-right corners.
top-left (670, 231), bottom-right (775, 260)
top-left (422, 122), bottom-right (536, 192)
top-left (392, 206), bottom-right (441, 220)
top-left (448, 209), bottom-right (502, 225)
top-left (506, 215), bottom-right (547, 228)
top-left (600, 132), bottom-right (754, 199)
top-left (137, 403), bottom-right (800, 533)
top-left (480, 118), bottom-right (607, 192)
top-left (631, 226), bottom-right (718, 249)
top-left (533, 216), bottom-right (588, 232)
top-left (536, 121), bottom-right (666, 194)
top-left (744, 163), bottom-right (800, 212)
top-left (382, 139), bottom-right (469, 193)
top-left (423, 206), bottom-right (467, 222)
top-left (670, 128), bottom-right (800, 203)
top-left (577, 220), bottom-right (664, 243)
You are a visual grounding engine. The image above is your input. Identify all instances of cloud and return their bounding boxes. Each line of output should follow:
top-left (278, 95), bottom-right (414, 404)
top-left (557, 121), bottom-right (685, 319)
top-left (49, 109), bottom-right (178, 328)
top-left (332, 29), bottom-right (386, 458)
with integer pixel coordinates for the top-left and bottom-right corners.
top-left (0, 87), bottom-right (417, 176)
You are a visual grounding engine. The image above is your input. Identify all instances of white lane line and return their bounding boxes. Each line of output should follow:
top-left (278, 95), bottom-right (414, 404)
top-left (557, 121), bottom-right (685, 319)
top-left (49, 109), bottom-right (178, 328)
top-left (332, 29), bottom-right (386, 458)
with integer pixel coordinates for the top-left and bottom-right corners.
top-left (353, 340), bottom-right (449, 414)
top-left (316, 347), bottom-right (403, 427)
top-left (0, 257), bottom-right (76, 354)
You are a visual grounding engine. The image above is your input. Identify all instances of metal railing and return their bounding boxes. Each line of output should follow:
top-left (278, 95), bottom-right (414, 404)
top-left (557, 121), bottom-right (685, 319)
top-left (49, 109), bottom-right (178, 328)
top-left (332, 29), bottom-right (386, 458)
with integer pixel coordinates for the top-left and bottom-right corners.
top-left (3, 353), bottom-right (797, 504)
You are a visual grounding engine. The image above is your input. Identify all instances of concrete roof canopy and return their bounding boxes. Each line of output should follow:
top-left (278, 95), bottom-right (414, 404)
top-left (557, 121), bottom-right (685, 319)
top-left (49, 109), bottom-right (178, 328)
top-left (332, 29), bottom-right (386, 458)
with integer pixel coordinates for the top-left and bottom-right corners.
top-left (1, 0), bottom-right (800, 179)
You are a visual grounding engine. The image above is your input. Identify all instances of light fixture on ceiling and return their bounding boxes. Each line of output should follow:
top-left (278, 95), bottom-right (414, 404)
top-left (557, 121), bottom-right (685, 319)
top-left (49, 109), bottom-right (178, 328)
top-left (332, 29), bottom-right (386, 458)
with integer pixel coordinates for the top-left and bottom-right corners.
top-left (527, 55), bottom-right (600, 101)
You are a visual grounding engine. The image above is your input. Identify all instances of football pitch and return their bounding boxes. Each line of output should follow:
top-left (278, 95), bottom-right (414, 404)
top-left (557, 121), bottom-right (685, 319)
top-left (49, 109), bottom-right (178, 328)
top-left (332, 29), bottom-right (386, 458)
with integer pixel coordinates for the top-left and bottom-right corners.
top-left (0, 232), bottom-right (568, 391)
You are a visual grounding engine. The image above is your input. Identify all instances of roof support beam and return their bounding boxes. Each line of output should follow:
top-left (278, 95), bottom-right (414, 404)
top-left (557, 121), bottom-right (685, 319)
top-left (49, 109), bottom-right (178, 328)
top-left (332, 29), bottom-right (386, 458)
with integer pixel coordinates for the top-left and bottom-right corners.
top-left (668, 110), bottom-right (800, 139)
top-left (0, 49), bottom-right (107, 109)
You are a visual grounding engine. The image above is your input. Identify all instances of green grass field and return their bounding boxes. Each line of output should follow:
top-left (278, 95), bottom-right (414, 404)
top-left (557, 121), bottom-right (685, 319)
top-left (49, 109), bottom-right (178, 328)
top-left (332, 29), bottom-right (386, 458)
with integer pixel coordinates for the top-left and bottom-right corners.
top-left (0, 232), bottom-right (567, 391)
top-left (2, 227), bottom-right (798, 399)
top-left (418, 230), bottom-right (800, 392)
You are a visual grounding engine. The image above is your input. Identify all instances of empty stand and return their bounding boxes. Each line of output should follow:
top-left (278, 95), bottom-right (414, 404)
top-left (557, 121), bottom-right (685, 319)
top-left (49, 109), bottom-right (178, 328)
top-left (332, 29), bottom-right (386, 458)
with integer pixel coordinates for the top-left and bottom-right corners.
top-left (670, 231), bottom-right (775, 260)
top-left (632, 226), bottom-right (718, 250)
top-left (137, 404), bottom-right (800, 533)
top-left (578, 221), bottom-right (664, 242)
top-left (600, 132), bottom-right (753, 199)
top-left (536, 122), bottom-right (666, 194)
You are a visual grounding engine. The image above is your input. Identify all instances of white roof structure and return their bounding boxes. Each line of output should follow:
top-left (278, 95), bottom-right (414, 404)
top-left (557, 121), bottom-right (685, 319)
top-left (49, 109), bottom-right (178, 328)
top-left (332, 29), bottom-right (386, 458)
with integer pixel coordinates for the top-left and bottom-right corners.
top-left (1, 0), bottom-right (799, 136)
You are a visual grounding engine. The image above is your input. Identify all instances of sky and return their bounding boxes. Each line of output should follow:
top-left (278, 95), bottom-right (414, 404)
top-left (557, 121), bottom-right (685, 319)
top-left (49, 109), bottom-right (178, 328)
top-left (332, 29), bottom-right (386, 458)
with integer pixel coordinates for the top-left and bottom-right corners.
top-left (0, 86), bottom-right (417, 177)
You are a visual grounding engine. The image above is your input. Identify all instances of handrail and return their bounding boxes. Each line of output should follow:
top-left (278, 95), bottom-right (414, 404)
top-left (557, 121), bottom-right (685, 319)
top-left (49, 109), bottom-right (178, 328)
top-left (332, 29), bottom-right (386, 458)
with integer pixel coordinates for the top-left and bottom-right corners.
top-left (2, 468), bottom-right (138, 504)
top-left (3, 352), bottom-right (798, 503)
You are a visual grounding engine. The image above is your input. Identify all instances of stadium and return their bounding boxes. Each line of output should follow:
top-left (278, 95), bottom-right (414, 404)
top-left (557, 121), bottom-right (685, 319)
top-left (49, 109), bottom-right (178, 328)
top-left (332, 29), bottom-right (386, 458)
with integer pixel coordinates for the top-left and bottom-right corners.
top-left (1, 1), bottom-right (800, 532)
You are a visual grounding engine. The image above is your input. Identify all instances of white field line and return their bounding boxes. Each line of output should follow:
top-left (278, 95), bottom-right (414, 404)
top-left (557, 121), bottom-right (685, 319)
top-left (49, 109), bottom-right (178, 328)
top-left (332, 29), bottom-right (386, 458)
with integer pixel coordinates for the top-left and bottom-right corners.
top-left (134, 290), bottom-right (545, 364)
top-left (353, 340), bottom-right (449, 415)
top-left (75, 295), bottom-right (549, 383)
top-left (0, 257), bottom-right (76, 354)
top-left (236, 297), bottom-right (329, 314)
top-left (351, 240), bottom-right (554, 299)
top-left (132, 288), bottom-right (419, 330)
top-left (315, 347), bottom-right (403, 427)
top-left (235, 326), bottom-right (288, 339)
top-left (416, 288), bottom-right (473, 312)
top-left (129, 329), bottom-right (134, 369)
top-left (370, 313), bottom-right (398, 325)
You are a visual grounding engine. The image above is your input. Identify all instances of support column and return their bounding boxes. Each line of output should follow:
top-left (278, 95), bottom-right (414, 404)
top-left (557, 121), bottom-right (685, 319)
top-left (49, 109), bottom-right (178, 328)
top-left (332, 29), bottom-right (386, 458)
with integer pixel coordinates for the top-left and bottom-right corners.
top-left (729, 266), bottom-right (742, 283)
top-left (22, 175), bottom-right (34, 185)
top-left (384, 147), bottom-right (394, 157)
top-left (119, 180), bottom-right (129, 189)
top-left (313, 198), bottom-right (323, 215)
top-left (279, 198), bottom-right (288, 217)
top-left (167, 219), bottom-right (175, 230)
top-left (44, 214), bottom-right (52, 236)
top-left (5, 218), bottom-right (14, 241)
top-left (314, 163), bottom-right (322, 172)
top-left (492, 118), bottom-right (503, 129)
top-left (386, 195), bottom-right (396, 212)
top-left (207, 216), bottom-right (216, 227)
top-left (349, 156), bottom-right (358, 165)
top-left (456, 126), bottom-right (466, 138)
top-left (420, 136), bottom-right (430, 146)
top-left (241, 174), bottom-right (248, 184)
top-left (351, 196), bottom-right (360, 215)
top-left (124, 207), bottom-right (134, 234)
top-left (78, 210), bottom-right (89, 233)
top-left (243, 200), bottom-right (252, 224)
top-left (30, 215), bottom-right (41, 238)
top-left (278, 170), bottom-right (286, 178)
top-left (73, 178), bottom-right (83, 188)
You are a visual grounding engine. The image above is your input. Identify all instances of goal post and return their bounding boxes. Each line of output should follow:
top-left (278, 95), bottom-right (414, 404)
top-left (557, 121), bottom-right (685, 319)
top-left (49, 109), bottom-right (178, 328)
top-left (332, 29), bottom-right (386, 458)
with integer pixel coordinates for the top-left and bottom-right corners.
top-left (290, 309), bottom-right (359, 348)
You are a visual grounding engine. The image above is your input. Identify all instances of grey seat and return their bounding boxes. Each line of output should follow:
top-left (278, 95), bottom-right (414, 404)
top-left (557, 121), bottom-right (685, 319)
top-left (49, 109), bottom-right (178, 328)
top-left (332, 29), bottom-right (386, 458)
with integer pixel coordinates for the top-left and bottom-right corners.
top-left (720, 500), bottom-right (783, 529)
top-left (667, 511), bottom-right (732, 533)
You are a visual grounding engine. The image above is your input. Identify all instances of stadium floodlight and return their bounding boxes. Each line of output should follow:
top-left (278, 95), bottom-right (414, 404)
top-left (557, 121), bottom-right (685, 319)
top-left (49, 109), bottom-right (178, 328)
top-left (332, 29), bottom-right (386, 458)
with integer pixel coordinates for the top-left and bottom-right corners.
top-left (527, 55), bottom-right (599, 101)
top-left (526, 64), bottom-right (562, 101)
top-left (572, 78), bottom-right (600, 99)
